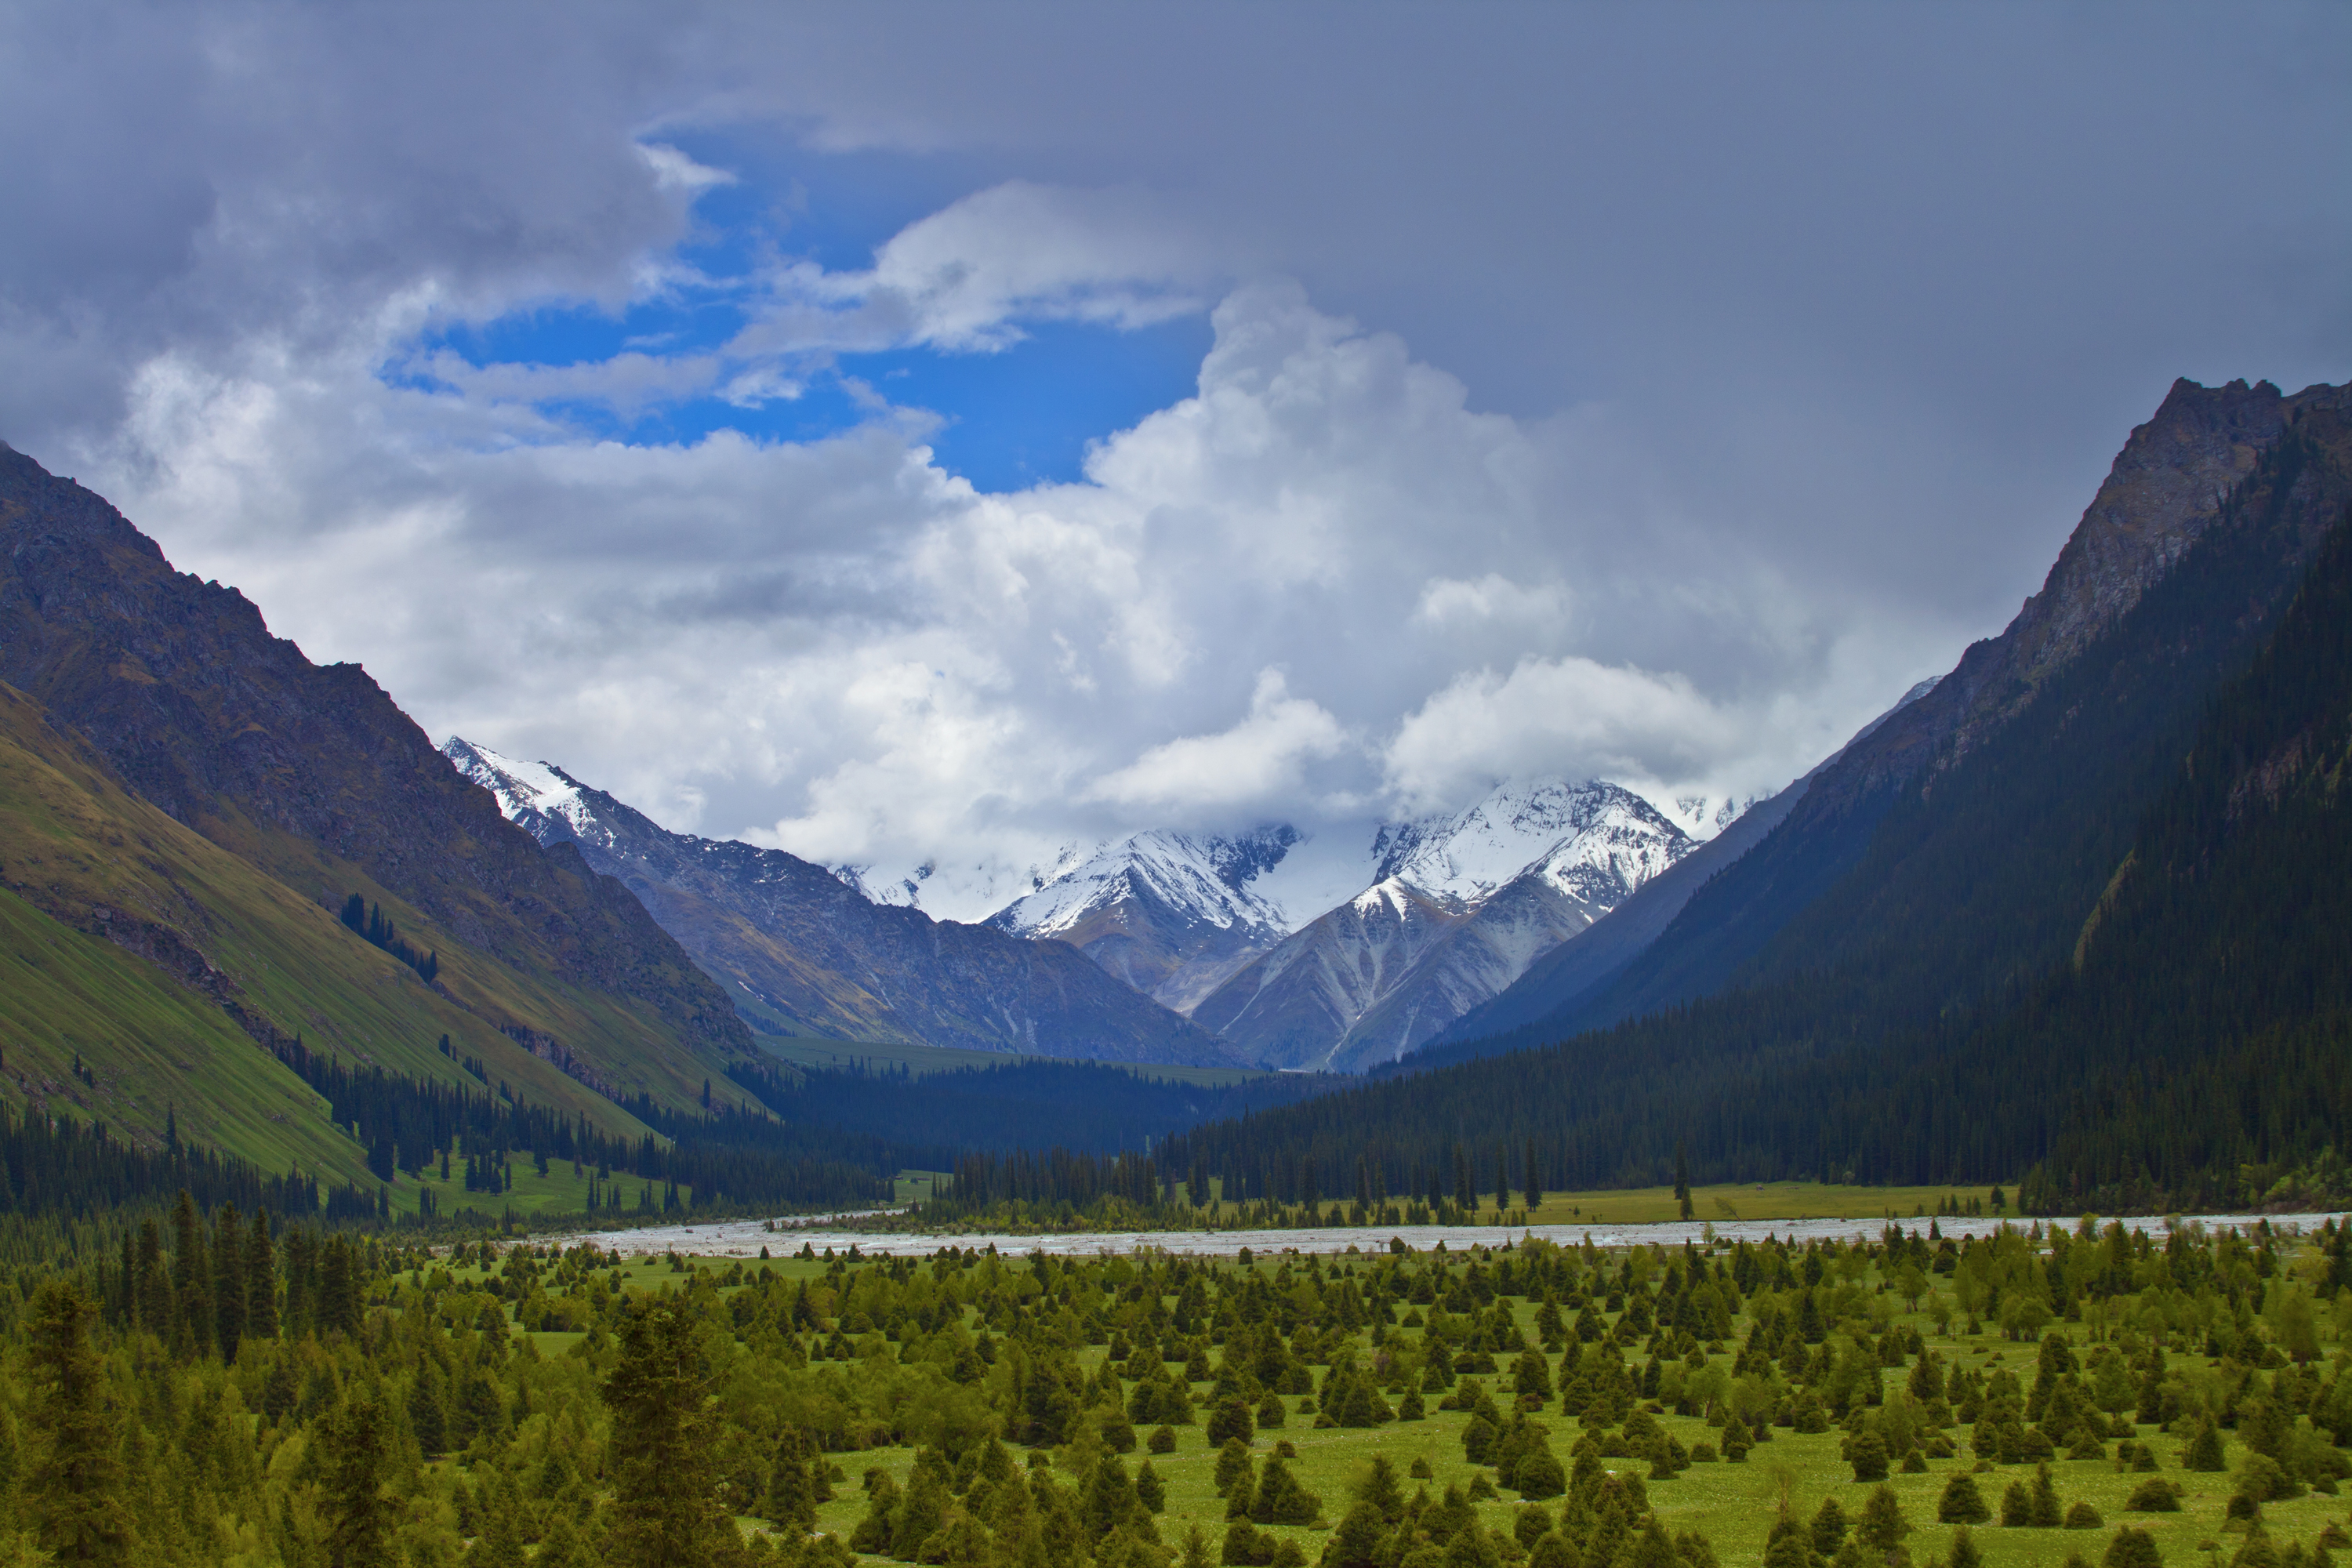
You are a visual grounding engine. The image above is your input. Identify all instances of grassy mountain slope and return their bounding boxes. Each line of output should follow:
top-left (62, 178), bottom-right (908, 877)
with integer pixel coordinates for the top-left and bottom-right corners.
top-left (0, 444), bottom-right (754, 1119)
top-left (0, 678), bottom-right (666, 1166)
top-left (0, 884), bottom-right (364, 1183)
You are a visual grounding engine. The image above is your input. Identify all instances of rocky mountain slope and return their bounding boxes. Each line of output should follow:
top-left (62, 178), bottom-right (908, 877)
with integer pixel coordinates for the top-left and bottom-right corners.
top-left (1444, 376), bottom-right (2351, 1052)
top-left (0, 441), bottom-right (760, 1159)
top-left (445, 740), bottom-right (1248, 1067)
top-left (984, 827), bottom-right (1298, 1013)
top-left (1190, 781), bottom-right (1693, 1069)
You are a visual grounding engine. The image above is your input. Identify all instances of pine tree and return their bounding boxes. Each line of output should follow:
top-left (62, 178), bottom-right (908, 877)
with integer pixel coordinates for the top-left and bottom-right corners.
top-left (603, 1301), bottom-right (740, 1566)
top-left (169, 1190), bottom-right (214, 1359)
top-left (1674, 1142), bottom-right (1692, 1221)
top-left (212, 1202), bottom-right (245, 1364)
top-left (320, 1396), bottom-right (396, 1568)
top-left (1523, 1135), bottom-right (1542, 1211)
top-left (132, 1220), bottom-right (170, 1337)
top-left (245, 1210), bottom-right (279, 1341)
top-left (24, 1280), bottom-right (135, 1563)
top-left (318, 1236), bottom-right (360, 1338)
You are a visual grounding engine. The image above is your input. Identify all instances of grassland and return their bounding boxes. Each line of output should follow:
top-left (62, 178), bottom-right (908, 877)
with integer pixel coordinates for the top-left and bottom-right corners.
top-left (757, 1033), bottom-right (1272, 1088)
top-left (479, 1227), bottom-right (2350, 1566)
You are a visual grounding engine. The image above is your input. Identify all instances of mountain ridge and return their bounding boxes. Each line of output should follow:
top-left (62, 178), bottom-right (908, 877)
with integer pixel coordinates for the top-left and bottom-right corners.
top-left (984, 826), bottom-right (1299, 1013)
top-left (0, 441), bottom-right (753, 1123)
top-left (1190, 779), bottom-right (1694, 1069)
top-left (444, 739), bottom-right (1250, 1067)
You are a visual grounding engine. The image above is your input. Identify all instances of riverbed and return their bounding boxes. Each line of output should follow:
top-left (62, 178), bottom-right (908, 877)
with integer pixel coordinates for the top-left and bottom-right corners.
top-left (524, 1207), bottom-right (2348, 1260)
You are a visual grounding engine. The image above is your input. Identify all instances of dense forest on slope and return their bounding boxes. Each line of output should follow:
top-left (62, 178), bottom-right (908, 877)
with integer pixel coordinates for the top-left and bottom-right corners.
top-left (1409, 378), bottom-right (2331, 1071)
top-left (727, 1057), bottom-right (1338, 1159)
top-left (1151, 400), bottom-right (2352, 1215)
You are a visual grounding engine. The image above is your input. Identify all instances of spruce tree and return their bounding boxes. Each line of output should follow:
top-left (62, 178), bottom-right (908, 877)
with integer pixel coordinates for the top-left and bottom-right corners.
top-left (212, 1202), bottom-right (245, 1364)
top-left (245, 1210), bottom-right (279, 1341)
top-left (1523, 1135), bottom-right (1542, 1211)
top-left (24, 1280), bottom-right (134, 1564)
top-left (320, 1396), bottom-right (396, 1568)
top-left (169, 1190), bottom-right (213, 1359)
top-left (132, 1220), bottom-right (170, 1337)
top-left (603, 1301), bottom-right (740, 1566)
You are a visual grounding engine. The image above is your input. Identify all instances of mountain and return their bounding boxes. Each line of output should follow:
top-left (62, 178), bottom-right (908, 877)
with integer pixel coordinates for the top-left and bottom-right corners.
top-left (1160, 376), bottom-right (2352, 1205)
top-left (1190, 781), bottom-right (1694, 1070)
top-left (1466, 376), bottom-right (2336, 1047)
top-left (442, 740), bottom-right (1249, 1068)
top-left (984, 827), bottom-right (1298, 1013)
top-left (1407, 676), bottom-right (1940, 1066)
top-left (0, 441), bottom-right (777, 1173)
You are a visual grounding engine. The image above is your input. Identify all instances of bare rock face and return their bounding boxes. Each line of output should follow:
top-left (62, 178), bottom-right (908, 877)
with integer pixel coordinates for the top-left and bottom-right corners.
top-left (1802, 378), bottom-right (2335, 815)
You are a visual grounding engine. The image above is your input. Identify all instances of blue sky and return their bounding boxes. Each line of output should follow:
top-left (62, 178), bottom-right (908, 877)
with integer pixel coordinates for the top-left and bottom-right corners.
top-left (397, 144), bottom-right (1214, 492)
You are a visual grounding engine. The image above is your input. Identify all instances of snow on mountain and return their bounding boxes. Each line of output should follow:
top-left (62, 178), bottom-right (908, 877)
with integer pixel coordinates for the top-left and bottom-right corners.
top-left (1196, 779), bottom-right (1697, 1069)
top-left (443, 737), bottom-right (597, 838)
top-left (1374, 780), bottom-right (1694, 911)
top-left (440, 736), bottom-right (1245, 1065)
top-left (985, 826), bottom-right (1300, 1014)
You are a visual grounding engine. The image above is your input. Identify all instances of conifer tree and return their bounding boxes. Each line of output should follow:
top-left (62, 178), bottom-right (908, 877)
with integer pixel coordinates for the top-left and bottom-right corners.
top-left (24, 1280), bottom-right (134, 1564)
top-left (169, 1191), bottom-right (213, 1359)
top-left (1523, 1135), bottom-right (1542, 1211)
top-left (245, 1210), bottom-right (279, 1341)
top-left (604, 1301), bottom-right (740, 1566)
top-left (132, 1220), bottom-right (169, 1337)
top-left (212, 1202), bottom-right (245, 1364)
top-left (320, 1396), bottom-right (396, 1568)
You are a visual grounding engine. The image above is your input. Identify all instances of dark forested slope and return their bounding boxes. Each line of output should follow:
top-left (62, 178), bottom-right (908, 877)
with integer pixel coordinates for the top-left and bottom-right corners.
top-left (1161, 382), bottom-right (2352, 1211)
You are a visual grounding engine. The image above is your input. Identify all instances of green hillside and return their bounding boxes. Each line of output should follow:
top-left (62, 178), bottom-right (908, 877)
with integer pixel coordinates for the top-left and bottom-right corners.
top-left (0, 680), bottom-right (662, 1171)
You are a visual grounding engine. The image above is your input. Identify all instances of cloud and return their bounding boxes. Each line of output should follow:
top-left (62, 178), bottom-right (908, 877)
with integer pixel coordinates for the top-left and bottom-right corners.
top-left (1087, 670), bottom-right (1349, 813)
top-left (5, 2), bottom-right (2346, 923)
top-left (1382, 656), bottom-right (1748, 812)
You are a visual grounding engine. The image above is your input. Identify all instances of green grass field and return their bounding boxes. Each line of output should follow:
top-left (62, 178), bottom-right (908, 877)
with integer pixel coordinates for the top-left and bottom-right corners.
top-left (757, 1034), bottom-right (1272, 1088)
top-left (512, 1232), bottom-right (2349, 1566)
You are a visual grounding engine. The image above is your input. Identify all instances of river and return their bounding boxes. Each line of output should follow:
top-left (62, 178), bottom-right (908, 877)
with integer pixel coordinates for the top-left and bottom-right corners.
top-left (524, 1207), bottom-right (2350, 1260)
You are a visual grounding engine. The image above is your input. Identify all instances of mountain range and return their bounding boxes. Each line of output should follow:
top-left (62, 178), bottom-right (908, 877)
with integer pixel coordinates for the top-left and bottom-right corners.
top-left (441, 741), bottom-right (1247, 1067)
top-left (1185, 781), bottom-right (1697, 1069)
top-left (982, 827), bottom-right (1299, 1014)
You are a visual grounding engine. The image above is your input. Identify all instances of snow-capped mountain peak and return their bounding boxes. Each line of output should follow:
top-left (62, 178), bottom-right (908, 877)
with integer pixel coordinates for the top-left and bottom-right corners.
top-left (984, 826), bottom-right (1302, 1015)
top-left (1371, 779), bottom-right (1690, 909)
top-left (442, 737), bottom-right (597, 839)
top-left (989, 827), bottom-right (1297, 944)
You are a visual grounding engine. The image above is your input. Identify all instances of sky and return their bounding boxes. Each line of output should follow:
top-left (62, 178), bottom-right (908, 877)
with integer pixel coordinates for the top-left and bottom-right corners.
top-left (2, 2), bottom-right (2347, 923)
